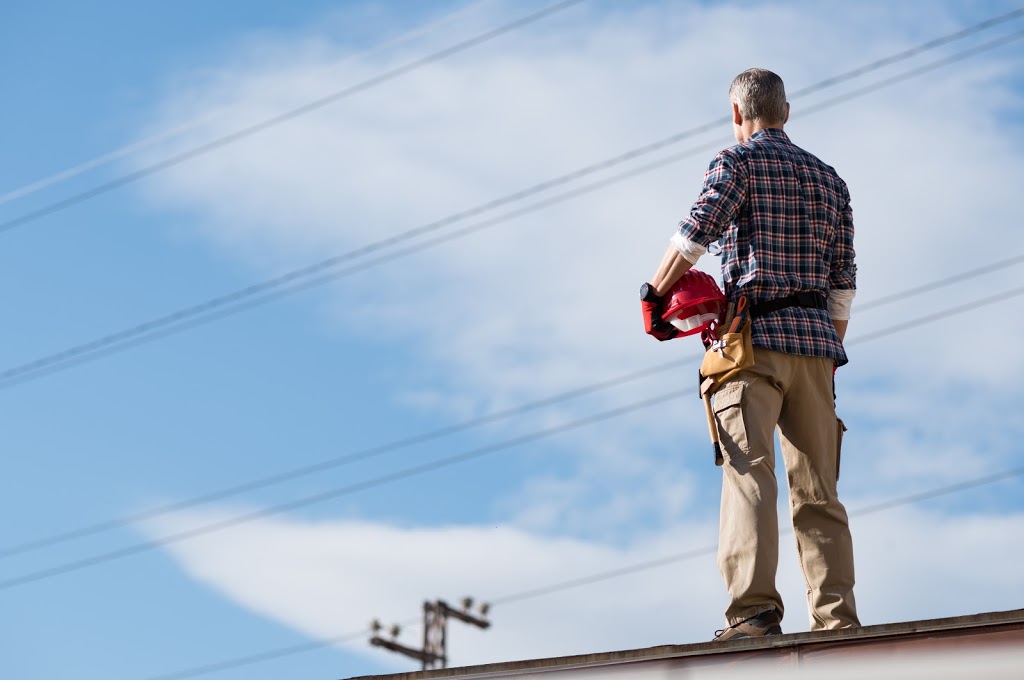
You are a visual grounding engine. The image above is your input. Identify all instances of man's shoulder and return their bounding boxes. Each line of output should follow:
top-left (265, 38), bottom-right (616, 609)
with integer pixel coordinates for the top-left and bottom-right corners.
top-left (775, 134), bottom-right (841, 173)
top-left (713, 133), bottom-right (847, 182)
top-left (769, 134), bottom-right (847, 181)
top-left (704, 144), bottom-right (747, 176)
top-left (724, 130), bottom-right (789, 161)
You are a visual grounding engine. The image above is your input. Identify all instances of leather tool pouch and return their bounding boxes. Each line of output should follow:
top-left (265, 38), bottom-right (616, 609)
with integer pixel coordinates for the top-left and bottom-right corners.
top-left (699, 315), bottom-right (754, 398)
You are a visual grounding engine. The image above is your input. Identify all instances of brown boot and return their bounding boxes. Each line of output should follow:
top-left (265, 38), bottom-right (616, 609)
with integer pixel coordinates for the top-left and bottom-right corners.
top-left (713, 609), bottom-right (783, 641)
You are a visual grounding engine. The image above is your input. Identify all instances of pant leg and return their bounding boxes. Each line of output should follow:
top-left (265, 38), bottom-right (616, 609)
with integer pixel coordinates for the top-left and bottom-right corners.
top-left (776, 353), bottom-right (860, 630)
top-left (714, 358), bottom-right (785, 625)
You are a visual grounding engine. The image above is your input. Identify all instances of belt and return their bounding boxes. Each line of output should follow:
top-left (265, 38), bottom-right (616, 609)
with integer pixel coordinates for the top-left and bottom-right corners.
top-left (747, 291), bottom-right (827, 317)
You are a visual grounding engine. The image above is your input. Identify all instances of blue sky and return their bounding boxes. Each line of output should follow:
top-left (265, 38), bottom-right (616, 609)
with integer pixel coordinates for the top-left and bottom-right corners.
top-left (2, 1), bottom-right (1024, 679)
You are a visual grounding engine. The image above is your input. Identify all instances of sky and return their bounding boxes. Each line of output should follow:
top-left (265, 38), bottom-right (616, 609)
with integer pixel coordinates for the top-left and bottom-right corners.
top-left (1, 1), bottom-right (1023, 679)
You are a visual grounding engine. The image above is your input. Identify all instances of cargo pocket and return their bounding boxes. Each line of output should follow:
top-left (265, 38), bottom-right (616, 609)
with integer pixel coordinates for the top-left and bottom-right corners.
top-left (713, 382), bottom-right (749, 460)
top-left (836, 417), bottom-right (847, 481)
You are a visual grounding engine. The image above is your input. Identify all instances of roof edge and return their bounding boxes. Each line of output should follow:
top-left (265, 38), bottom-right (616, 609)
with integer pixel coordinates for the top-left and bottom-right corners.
top-left (346, 608), bottom-right (1024, 680)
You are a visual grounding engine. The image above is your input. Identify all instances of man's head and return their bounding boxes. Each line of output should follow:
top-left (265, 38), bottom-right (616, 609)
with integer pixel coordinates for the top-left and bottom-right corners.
top-left (728, 68), bottom-right (789, 142)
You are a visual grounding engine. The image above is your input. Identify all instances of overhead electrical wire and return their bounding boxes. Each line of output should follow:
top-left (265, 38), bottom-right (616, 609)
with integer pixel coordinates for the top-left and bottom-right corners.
top-left (134, 463), bottom-right (1024, 680)
top-left (850, 285), bottom-right (1024, 345)
top-left (3, 285), bottom-right (1024, 592)
top-left (489, 467), bottom-right (1024, 608)
top-left (0, 138), bottom-right (724, 389)
top-left (0, 0), bottom-right (498, 207)
top-left (2, 22), bottom-right (1024, 390)
top-left (856, 253), bottom-right (1024, 312)
top-left (0, 358), bottom-right (684, 559)
top-left (1, 5), bottom-right (1020, 230)
top-left (785, 6), bottom-right (1024, 99)
top-left (2, 258), bottom-right (1021, 561)
top-left (0, 388), bottom-right (690, 591)
top-left (0, 0), bottom-right (586, 234)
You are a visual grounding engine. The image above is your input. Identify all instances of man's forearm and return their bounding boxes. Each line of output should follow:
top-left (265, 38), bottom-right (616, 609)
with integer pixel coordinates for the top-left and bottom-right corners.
top-left (650, 244), bottom-right (694, 295)
top-left (833, 319), bottom-right (848, 342)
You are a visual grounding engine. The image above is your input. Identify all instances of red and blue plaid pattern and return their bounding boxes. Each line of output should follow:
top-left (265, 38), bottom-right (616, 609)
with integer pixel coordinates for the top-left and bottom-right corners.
top-left (676, 129), bottom-right (857, 364)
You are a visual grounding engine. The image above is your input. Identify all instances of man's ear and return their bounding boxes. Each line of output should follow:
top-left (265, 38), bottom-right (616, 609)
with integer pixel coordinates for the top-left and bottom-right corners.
top-left (731, 101), bottom-right (743, 126)
top-left (782, 102), bottom-right (791, 125)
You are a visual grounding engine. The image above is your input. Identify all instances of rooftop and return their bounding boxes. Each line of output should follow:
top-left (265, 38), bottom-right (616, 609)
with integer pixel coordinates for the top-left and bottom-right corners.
top-left (346, 608), bottom-right (1024, 680)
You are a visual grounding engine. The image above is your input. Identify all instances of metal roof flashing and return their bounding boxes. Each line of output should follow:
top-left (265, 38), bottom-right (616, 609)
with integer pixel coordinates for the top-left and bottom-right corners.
top-left (345, 608), bottom-right (1024, 680)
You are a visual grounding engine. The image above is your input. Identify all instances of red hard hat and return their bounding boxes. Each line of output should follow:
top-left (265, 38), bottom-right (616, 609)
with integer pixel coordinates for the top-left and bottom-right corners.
top-left (661, 270), bottom-right (727, 336)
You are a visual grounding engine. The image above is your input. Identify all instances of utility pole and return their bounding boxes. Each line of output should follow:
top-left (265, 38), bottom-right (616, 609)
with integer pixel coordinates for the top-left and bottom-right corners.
top-left (369, 597), bottom-right (491, 670)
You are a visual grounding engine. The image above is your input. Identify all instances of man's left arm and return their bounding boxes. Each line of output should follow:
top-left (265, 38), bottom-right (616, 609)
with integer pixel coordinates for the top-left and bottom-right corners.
top-left (648, 151), bottom-right (746, 295)
top-left (640, 153), bottom-right (745, 340)
top-left (650, 244), bottom-right (695, 296)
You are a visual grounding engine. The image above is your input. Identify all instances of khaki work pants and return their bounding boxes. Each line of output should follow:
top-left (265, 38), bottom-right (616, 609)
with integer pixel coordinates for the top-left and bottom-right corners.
top-left (713, 347), bottom-right (860, 630)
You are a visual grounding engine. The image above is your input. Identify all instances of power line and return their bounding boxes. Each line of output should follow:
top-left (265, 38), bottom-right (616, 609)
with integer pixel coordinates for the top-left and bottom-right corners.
top-left (856, 253), bottom-right (1024, 312)
top-left (796, 28), bottom-right (1024, 119)
top-left (4, 254), bottom-right (1021, 561)
top-left (850, 285), bottom-right (1024, 345)
top-left (3, 24), bottom-right (1023, 390)
top-left (0, 0), bottom-right (586, 235)
top-left (0, 0), bottom-right (498, 207)
top-left (134, 463), bottom-right (1024, 680)
top-left (490, 465), bottom-right (1024, 607)
top-left (785, 7), bottom-right (1024, 99)
top-left (8, 5), bottom-right (1021, 213)
top-left (0, 138), bottom-right (721, 390)
top-left (3, 5), bottom-right (1021, 231)
top-left (0, 388), bottom-right (689, 592)
top-left (0, 358), bottom-right (686, 559)
top-left (3, 284), bottom-right (1023, 591)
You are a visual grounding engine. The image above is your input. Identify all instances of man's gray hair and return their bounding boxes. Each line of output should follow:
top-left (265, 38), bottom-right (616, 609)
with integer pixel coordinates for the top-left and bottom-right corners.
top-left (729, 68), bottom-right (787, 125)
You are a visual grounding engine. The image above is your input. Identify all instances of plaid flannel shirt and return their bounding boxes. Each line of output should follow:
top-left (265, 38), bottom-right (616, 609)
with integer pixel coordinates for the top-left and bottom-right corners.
top-left (676, 129), bottom-right (857, 365)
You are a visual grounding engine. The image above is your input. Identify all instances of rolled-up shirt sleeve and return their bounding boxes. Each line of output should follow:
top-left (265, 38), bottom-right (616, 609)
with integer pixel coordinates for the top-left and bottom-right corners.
top-left (830, 181), bottom-right (857, 292)
top-left (670, 231), bottom-right (707, 264)
top-left (676, 150), bottom-right (747, 248)
top-left (828, 288), bottom-right (855, 320)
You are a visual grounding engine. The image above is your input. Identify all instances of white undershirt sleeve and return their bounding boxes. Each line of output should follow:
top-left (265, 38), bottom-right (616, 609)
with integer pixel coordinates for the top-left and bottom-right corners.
top-left (828, 289), bottom-right (856, 320)
top-left (670, 232), bottom-right (707, 265)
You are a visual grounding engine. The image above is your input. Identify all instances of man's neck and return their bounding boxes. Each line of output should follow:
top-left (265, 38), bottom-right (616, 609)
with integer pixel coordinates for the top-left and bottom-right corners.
top-left (737, 122), bottom-right (784, 143)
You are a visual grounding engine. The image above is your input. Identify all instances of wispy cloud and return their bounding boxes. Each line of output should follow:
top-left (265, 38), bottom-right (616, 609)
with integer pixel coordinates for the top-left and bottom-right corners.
top-left (147, 502), bottom-right (1024, 668)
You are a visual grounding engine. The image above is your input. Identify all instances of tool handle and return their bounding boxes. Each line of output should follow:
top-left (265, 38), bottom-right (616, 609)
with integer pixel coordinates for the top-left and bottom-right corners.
top-left (726, 296), bottom-right (748, 334)
top-left (703, 393), bottom-right (723, 466)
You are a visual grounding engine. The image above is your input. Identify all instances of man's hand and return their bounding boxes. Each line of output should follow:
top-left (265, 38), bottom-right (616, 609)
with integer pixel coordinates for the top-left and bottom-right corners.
top-left (640, 283), bottom-right (678, 341)
top-left (642, 299), bottom-right (678, 340)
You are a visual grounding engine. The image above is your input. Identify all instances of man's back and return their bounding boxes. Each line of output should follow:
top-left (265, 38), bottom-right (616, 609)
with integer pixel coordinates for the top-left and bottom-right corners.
top-left (685, 128), bottom-right (856, 363)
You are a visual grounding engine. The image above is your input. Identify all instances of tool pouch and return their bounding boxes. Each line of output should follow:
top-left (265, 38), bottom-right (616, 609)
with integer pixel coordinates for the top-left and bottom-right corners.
top-left (698, 316), bottom-right (754, 398)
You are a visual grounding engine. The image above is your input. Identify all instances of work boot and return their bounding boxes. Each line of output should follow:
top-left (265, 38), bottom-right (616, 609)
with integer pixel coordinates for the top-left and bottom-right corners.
top-left (713, 608), bottom-right (782, 641)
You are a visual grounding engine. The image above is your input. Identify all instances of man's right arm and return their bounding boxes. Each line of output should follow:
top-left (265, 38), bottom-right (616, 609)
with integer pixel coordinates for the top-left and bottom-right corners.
top-left (832, 319), bottom-right (849, 342)
top-left (829, 182), bottom-right (857, 342)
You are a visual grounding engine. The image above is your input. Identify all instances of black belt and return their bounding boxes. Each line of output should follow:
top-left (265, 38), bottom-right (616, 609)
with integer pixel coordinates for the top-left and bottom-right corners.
top-left (747, 292), bottom-right (827, 317)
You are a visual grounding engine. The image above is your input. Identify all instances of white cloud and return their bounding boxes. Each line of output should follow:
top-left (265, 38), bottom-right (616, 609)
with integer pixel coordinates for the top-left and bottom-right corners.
top-left (147, 503), bottom-right (1024, 669)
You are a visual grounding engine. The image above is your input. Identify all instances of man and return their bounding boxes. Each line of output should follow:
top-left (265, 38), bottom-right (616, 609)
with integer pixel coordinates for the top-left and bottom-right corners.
top-left (640, 68), bottom-right (860, 640)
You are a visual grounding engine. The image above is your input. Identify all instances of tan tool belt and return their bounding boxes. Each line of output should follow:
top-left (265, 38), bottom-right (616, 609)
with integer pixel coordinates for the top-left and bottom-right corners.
top-left (699, 298), bottom-right (754, 398)
top-left (698, 296), bottom-right (754, 466)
